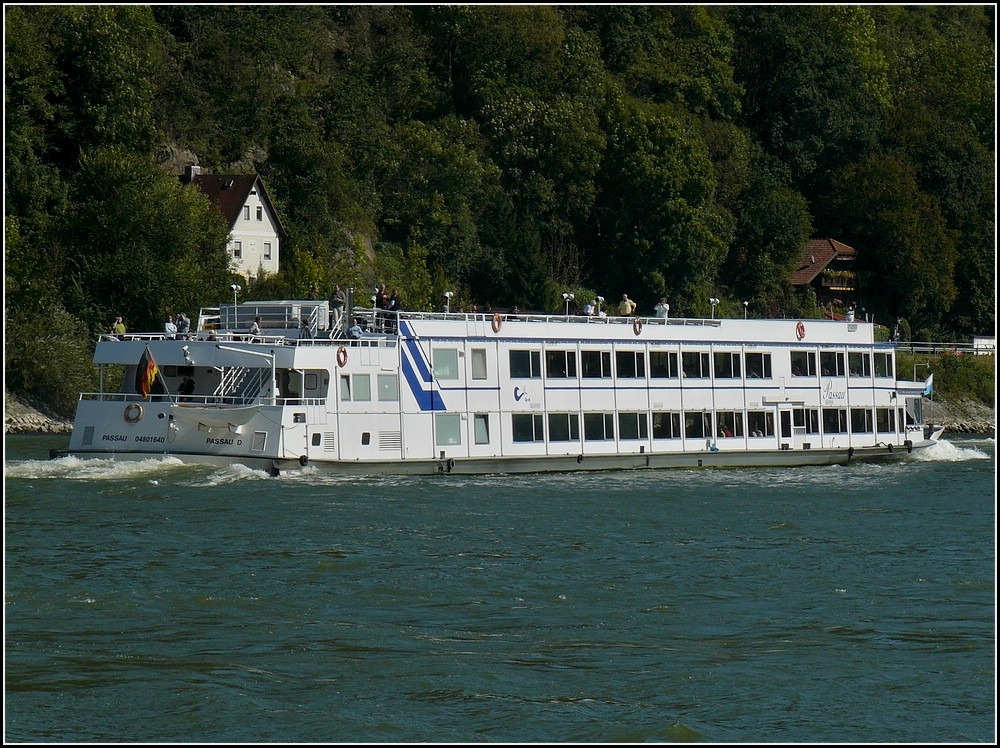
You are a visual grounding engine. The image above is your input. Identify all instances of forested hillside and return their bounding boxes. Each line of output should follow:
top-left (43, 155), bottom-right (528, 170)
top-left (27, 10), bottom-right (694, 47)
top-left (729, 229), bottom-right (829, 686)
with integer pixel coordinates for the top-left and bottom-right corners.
top-left (5, 6), bottom-right (995, 416)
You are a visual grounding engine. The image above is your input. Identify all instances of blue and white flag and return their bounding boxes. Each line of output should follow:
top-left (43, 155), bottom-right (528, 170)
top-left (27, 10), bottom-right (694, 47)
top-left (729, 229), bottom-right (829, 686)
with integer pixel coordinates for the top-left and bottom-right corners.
top-left (922, 373), bottom-right (934, 396)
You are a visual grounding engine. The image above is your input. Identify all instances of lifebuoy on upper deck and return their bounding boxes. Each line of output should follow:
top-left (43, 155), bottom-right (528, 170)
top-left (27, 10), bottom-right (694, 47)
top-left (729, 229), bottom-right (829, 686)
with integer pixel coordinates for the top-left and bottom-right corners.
top-left (491, 313), bottom-right (503, 333)
top-left (336, 346), bottom-right (348, 367)
top-left (795, 320), bottom-right (806, 340)
top-left (124, 403), bottom-right (143, 424)
top-left (632, 317), bottom-right (643, 336)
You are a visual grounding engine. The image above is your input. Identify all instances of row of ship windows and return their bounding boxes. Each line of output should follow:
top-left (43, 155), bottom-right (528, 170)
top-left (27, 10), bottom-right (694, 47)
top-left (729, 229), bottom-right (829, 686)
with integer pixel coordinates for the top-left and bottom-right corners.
top-left (432, 407), bottom-right (906, 447)
top-left (430, 348), bottom-right (894, 381)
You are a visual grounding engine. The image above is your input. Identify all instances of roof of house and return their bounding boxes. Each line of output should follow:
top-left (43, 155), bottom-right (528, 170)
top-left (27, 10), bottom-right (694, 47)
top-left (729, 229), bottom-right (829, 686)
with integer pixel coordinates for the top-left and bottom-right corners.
top-left (790, 238), bottom-right (857, 286)
top-left (189, 173), bottom-right (288, 238)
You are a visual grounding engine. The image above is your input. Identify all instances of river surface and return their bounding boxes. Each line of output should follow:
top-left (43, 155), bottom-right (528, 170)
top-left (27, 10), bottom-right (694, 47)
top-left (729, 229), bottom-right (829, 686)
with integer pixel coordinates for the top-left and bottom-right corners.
top-left (4, 434), bottom-right (995, 743)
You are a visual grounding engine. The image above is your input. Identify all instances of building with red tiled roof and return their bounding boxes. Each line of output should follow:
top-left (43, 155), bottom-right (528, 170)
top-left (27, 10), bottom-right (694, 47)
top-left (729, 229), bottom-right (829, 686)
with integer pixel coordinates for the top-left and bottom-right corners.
top-left (790, 238), bottom-right (858, 309)
top-left (183, 165), bottom-right (287, 279)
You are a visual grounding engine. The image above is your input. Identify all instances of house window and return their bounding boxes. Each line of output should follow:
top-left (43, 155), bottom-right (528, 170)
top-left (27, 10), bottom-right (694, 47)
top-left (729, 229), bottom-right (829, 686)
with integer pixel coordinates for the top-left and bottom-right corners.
top-left (547, 413), bottom-right (580, 442)
top-left (232, 240), bottom-right (243, 259)
top-left (512, 413), bottom-right (544, 442)
top-left (263, 242), bottom-right (272, 261)
top-left (256, 206), bottom-right (263, 221)
top-left (243, 205), bottom-right (250, 221)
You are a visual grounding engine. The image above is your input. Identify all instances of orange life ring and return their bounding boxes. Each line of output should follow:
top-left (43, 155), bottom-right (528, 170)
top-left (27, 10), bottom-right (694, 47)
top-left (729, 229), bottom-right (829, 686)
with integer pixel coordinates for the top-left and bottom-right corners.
top-left (795, 320), bottom-right (806, 340)
top-left (632, 317), bottom-right (643, 336)
top-left (336, 346), bottom-right (348, 367)
top-left (124, 403), bottom-right (143, 424)
top-left (491, 313), bottom-right (503, 333)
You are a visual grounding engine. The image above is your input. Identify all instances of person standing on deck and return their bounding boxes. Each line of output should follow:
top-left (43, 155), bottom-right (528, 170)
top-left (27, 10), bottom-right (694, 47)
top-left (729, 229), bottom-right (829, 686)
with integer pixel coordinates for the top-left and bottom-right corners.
top-left (619, 294), bottom-right (636, 316)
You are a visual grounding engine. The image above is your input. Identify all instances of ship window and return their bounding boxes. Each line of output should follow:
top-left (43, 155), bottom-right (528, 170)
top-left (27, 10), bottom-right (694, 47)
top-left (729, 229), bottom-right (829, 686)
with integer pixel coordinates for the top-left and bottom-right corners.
top-left (339, 374), bottom-right (351, 400)
top-left (876, 408), bottom-right (896, 432)
top-left (716, 411), bottom-right (744, 437)
top-left (584, 413), bottom-right (614, 441)
top-left (616, 351), bottom-right (645, 379)
top-left (471, 349), bottom-right (488, 380)
top-left (822, 408), bottom-right (848, 433)
top-left (548, 413), bottom-right (580, 442)
top-left (684, 412), bottom-right (710, 438)
top-left (652, 412), bottom-right (681, 439)
top-left (790, 350), bottom-right (816, 376)
top-left (512, 413), bottom-right (544, 442)
top-left (510, 350), bottom-right (541, 378)
top-left (581, 350), bottom-right (612, 378)
top-left (820, 351), bottom-right (845, 376)
top-left (682, 351), bottom-right (710, 378)
top-left (546, 350), bottom-right (577, 378)
top-left (850, 407), bottom-right (873, 433)
top-left (747, 411), bottom-right (775, 437)
top-left (649, 350), bottom-right (678, 378)
top-left (352, 374), bottom-right (371, 402)
top-left (874, 352), bottom-right (892, 378)
top-left (361, 432), bottom-right (371, 445)
top-left (618, 412), bottom-right (649, 440)
top-left (312, 433), bottom-right (321, 446)
top-left (744, 352), bottom-right (772, 379)
top-left (377, 374), bottom-right (398, 402)
top-left (714, 351), bottom-right (741, 379)
top-left (793, 408), bottom-right (820, 434)
top-left (848, 352), bottom-right (871, 377)
top-left (435, 413), bottom-right (462, 445)
top-left (474, 414), bottom-right (490, 444)
top-left (304, 373), bottom-right (319, 392)
top-left (433, 348), bottom-right (460, 379)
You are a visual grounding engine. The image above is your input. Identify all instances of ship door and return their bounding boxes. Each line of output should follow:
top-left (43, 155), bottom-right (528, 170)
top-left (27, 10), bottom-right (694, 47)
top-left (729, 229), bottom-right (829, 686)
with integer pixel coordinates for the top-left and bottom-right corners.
top-left (779, 406), bottom-right (806, 451)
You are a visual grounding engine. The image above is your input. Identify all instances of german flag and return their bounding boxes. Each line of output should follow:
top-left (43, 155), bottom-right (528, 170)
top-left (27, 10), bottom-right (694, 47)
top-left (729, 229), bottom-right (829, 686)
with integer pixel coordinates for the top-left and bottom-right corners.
top-left (135, 346), bottom-right (160, 400)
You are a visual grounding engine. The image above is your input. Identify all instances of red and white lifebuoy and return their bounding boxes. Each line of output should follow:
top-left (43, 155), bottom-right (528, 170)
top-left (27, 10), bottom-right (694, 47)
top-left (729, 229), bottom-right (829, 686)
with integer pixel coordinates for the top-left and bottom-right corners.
top-left (795, 320), bottom-right (806, 340)
top-left (336, 346), bottom-right (348, 367)
top-left (632, 317), bottom-right (643, 336)
top-left (124, 403), bottom-right (143, 424)
top-left (491, 313), bottom-right (503, 333)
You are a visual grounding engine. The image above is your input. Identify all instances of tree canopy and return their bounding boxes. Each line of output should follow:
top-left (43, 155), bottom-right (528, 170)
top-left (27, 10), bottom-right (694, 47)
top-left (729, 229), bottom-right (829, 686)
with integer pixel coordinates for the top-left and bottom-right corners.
top-left (5, 5), bottom-right (994, 414)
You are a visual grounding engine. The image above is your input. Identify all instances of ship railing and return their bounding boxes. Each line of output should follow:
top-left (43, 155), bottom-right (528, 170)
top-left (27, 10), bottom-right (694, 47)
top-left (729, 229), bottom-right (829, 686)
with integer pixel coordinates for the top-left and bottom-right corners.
top-left (79, 391), bottom-right (302, 408)
top-left (386, 310), bottom-right (725, 328)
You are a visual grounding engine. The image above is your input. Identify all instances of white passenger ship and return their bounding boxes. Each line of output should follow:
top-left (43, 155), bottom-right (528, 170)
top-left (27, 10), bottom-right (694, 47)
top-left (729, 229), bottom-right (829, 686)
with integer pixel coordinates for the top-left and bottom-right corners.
top-left (57, 296), bottom-right (943, 475)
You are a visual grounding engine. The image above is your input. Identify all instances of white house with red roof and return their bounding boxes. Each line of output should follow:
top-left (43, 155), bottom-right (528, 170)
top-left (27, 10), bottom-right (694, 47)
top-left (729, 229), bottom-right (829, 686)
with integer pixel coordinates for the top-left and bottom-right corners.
top-left (183, 165), bottom-right (287, 279)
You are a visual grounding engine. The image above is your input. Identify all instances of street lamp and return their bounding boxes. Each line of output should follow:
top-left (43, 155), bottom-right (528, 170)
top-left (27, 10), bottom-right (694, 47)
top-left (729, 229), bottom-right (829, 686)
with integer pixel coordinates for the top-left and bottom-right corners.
top-left (444, 290), bottom-right (454, 313)
top-left (709, 297), bottom-right (720, 319)
top-left (562, 292), bottom-right (575, 315)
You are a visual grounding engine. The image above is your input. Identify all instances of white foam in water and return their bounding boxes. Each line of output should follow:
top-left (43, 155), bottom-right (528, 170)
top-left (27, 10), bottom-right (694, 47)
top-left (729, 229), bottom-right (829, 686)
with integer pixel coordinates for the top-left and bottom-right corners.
top-left (913, 438), bottom-right (991, 462)
top-left (4, 454), bottom-right (188, 480)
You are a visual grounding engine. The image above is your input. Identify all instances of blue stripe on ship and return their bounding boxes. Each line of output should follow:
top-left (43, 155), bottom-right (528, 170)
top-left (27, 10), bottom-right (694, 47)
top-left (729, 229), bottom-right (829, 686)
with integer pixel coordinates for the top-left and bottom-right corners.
top-left (399, 321), bottom-right (446, 411)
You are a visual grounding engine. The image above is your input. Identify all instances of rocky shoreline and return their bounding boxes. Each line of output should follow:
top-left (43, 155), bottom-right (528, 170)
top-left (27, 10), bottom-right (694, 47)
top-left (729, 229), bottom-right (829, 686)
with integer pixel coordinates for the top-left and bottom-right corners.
top-left (5, 389), bottom-right (994, 437)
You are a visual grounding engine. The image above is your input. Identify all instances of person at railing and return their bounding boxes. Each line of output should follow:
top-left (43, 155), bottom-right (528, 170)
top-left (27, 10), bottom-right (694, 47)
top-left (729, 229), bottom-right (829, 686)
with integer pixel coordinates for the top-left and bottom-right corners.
top-left (329, 284), bottom-right (346, 329)
top-left (249, 316), bottom-right (262, 341)
top-left (178, 375), bottom-right (196, 402)
top-left (298, 318), bottom-right (310, 339)
top-left (347, 318), bottom-right (363, 339)
top-left (164, 315), bottom-right (178, 339)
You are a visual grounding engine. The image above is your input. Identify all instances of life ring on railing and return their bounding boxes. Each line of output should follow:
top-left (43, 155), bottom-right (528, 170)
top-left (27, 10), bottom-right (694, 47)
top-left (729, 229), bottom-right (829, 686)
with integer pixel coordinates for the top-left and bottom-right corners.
top-left (336, 346), bottom-right (348, 367)
top-left (124, 403), bottom-right (143, 424)
top-left (632, 317), bottom-right (643, 336)
top-left (491, 313), bottom-right (503, 333)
